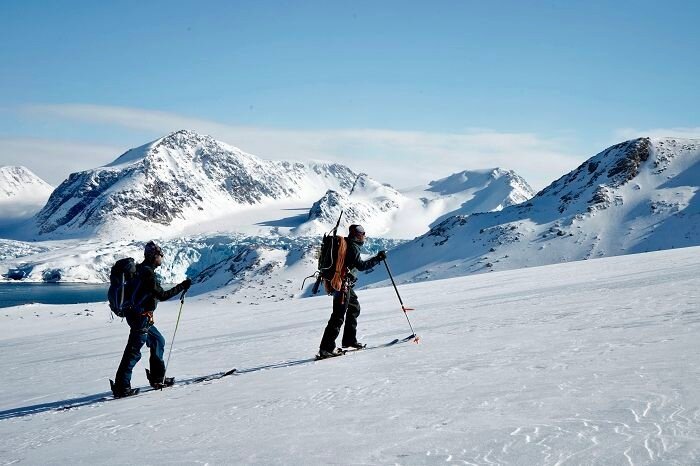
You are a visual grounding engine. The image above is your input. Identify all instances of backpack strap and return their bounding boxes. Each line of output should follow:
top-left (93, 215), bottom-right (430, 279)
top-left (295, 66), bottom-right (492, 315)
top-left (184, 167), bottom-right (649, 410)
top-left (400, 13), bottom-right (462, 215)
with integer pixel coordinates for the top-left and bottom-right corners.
top-left (130, 278), bottom-right (147, 311)
top-left (119, 273), bottom-right (125, 310)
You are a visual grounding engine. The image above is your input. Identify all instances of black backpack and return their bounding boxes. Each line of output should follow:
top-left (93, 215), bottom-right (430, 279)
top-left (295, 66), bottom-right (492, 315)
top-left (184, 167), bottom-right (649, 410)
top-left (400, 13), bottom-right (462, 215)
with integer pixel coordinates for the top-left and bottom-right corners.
top-left (107, 258), bottom-right (140, 318)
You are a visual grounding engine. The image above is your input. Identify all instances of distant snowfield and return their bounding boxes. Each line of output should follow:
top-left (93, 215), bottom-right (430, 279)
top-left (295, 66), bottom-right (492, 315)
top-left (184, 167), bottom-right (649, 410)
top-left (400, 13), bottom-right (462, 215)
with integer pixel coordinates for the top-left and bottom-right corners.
top-left (1, 247), bottom-right (698, 464)
top-left (0, 166), bottom-right (53, 232)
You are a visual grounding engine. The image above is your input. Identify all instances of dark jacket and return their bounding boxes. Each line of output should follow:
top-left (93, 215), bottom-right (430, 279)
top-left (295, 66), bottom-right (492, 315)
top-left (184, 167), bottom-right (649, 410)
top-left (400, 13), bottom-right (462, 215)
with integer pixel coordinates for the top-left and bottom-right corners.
top-left (345, 237), bottom-right (381, 283)
top-left (133, 262), bottom-right (185, 315)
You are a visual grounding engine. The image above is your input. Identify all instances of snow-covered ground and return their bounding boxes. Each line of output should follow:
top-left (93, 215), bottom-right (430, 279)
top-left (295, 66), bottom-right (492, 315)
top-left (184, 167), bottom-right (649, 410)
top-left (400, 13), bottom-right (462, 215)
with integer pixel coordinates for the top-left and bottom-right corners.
top-left (1, 247), bottom-right (698, 464)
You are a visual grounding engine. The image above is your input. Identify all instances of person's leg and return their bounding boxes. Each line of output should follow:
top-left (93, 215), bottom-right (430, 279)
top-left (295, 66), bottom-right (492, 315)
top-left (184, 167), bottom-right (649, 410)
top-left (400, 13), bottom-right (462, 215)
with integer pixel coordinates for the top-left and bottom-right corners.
top-left (341, 289), bottom-right (361, 346)
top-left (115, 330), bottom-right (147, 388)
top-left (146, 325), bottom-right (166, 381)
top-left (319, 291), bottom-right (349, 352)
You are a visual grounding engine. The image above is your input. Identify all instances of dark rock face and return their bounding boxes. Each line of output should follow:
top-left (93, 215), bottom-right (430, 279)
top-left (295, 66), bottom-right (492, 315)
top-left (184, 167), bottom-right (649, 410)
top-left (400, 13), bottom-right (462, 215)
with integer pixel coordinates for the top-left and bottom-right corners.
top-left (426, 215), bottom-right (469, 246)
top-left (308, 191), bottom-right (342, 222)
top-left (36, 170), bottom-right (123, 233)
top-left (535, 138), bottom-right (652, 216)
top-left (605, 138), bottom-right (651, 187)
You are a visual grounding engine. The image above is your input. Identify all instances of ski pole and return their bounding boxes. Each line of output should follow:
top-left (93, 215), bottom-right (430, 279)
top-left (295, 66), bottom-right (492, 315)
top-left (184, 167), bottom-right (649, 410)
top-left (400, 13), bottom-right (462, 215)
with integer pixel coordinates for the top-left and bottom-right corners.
top-left (383, 259), bottom-right (419, 343)
top-left (163, 289), bottom-right (187, 386)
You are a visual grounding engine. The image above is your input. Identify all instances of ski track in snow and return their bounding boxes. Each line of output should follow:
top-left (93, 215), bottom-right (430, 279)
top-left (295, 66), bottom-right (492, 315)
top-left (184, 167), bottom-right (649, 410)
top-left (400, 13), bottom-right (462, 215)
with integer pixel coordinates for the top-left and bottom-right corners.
top-left (1, 247), bottom-right (699, 464)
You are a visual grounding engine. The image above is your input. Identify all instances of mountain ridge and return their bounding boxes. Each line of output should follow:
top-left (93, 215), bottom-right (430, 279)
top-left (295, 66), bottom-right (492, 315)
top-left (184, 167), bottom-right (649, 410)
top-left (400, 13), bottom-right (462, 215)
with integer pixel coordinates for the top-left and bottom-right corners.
top-left (33, 130), bottom-right (360, 239)
top-left (362, 137), bottom-right (700, 287)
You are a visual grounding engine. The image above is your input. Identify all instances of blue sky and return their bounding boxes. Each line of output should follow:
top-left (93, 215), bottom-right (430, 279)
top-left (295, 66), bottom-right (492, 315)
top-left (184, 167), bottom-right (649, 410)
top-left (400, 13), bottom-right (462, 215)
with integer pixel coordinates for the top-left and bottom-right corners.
top-left (1, 0), bottom-right (698, 189)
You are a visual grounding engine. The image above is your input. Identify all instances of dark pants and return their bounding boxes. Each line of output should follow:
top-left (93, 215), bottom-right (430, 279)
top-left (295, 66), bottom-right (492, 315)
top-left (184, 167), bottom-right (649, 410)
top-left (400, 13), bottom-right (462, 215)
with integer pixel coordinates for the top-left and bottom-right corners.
top-left (320, 288), bottom-right (361, 352)
top-left (114, 314), bottom-right (166, 388)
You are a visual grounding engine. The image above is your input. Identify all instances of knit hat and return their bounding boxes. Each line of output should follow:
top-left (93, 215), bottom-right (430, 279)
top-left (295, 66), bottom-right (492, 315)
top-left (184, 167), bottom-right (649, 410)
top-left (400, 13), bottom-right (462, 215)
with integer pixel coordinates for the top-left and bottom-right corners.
top-left (144, 241), bottom-right (164, 260)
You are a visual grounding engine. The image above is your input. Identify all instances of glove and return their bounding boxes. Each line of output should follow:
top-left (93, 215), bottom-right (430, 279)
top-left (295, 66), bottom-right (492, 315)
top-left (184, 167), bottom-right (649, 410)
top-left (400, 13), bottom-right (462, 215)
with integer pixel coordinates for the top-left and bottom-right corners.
top-left (180, 278), bottom-right (192, 291)
top-left (376, 250), bottom-right (387, 261)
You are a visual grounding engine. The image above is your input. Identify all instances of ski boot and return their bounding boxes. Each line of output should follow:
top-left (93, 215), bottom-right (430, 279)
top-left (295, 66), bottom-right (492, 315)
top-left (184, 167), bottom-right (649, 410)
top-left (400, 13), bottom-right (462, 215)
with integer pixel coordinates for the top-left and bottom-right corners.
top-left (146, 369), bottom-right (175, 389)
top-left (342, 341), bottom-right (367, 350)
top-left (110, 379), bottom-right (140, 398)
top-left (316, 348), bottom-right (345, 360)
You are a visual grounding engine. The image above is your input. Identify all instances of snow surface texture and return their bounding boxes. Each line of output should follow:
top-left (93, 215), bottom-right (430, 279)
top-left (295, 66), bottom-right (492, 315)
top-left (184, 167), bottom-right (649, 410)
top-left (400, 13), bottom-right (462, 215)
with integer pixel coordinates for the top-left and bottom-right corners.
top-left (0, 166), bottom-right (53, 230)
top-left (364, 137), bottom-right (700, 288)
top-left (0, 247), bottom-right (698, 464)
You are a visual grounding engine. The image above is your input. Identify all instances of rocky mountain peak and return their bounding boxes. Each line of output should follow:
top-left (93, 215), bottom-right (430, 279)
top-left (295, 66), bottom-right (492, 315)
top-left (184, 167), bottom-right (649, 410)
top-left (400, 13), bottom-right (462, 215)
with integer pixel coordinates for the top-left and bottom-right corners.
top-left (33, 132), bottom-right (360, 239)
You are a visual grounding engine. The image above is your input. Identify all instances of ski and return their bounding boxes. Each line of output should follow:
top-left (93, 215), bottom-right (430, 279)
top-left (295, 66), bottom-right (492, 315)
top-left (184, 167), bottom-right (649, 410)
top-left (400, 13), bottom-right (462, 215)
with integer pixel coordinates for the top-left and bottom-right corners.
top-left (144, 368), bottom-right (238, 388)
top-left (315, 335), bottom-right (416, 360)
top-left (343, 339), bottom-right (396, 353)
top-left (76, 368), bottom-right (238, 408)
top-left (189, 368), bottom-right (237, 383)
top-left (344, 335), bottom-right (415, 353)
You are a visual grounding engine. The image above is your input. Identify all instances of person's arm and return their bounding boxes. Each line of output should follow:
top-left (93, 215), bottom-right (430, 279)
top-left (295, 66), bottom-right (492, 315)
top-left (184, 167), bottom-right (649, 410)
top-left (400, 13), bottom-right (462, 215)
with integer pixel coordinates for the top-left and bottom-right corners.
top-left (153, 278), bottom-right (191, 302)
top-left (347, 244), bottom-right (383, 272)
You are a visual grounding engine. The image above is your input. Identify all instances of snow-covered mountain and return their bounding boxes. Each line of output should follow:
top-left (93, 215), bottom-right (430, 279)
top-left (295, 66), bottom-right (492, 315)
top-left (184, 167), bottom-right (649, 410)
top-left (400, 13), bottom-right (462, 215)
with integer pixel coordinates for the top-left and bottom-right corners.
top-left (423, 168), bottom-right (533, 223)
top-left (33, 130), bottom-right (360, 239)
top-left (9, 135), bottom-right (699, 297)
top-left (21, 127), bottom-right (534, 244)
top-left (365, 137), bottom-right (700, 286)
top-left (295, 168), bottom-right (534, 238)
top-left (1, 149), bottom-right (528, 290)
top-left (292, 175), bottom-right (405, 237)
top-left (0, 166), bottom-right (53, 228)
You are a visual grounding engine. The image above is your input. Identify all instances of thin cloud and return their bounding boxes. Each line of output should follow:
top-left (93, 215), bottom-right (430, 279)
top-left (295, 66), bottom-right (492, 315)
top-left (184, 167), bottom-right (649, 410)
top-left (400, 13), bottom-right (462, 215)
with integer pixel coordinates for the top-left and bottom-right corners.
top-left (615, 127), bottom-right (700, 141)
top-left (18, 104), bottom-right (584, 190)
top-left (0, 137), bottom-right (123, 185)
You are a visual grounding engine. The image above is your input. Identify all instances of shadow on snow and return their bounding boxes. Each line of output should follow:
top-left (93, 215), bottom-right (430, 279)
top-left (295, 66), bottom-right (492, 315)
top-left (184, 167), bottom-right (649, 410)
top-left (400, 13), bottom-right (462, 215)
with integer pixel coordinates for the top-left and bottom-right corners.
top-left (0, 335), bottom-right (413, 420)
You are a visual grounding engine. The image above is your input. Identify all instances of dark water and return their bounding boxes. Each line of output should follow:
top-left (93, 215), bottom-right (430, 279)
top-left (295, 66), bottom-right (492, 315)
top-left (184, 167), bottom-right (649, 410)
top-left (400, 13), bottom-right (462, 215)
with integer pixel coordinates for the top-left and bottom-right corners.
top-left (0, 283), bottom-right (109, 309)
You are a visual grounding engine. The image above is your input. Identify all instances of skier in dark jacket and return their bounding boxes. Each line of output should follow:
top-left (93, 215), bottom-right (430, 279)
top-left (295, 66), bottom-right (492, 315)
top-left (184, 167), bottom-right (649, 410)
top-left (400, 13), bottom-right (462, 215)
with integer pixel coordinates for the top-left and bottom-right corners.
top-left (111, 241), bottom-right (191, 398)
top-left (318, 224), bottom-right (386, 358)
